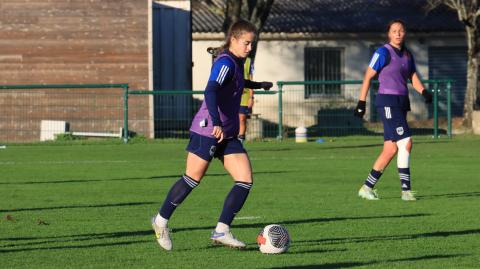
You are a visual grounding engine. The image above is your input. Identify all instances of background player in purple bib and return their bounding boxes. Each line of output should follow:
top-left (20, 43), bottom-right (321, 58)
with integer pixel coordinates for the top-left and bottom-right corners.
top-left (151, 20), bottom-right (272, 251)
top-left (354, 19), bottom-right (432, 201)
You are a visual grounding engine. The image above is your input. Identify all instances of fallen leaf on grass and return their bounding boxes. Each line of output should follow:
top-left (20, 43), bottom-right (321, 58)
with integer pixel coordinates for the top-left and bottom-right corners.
top-left (37, 219), bottom-right (49, 225)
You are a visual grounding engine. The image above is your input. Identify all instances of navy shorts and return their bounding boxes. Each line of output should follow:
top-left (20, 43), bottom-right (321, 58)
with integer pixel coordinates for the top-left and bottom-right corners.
top-left (239, 106), bottom-right (251, 115)
top-left (377, 106), bottom-right (411, 141)
top-left (186, 132), bottom-right (247, 162)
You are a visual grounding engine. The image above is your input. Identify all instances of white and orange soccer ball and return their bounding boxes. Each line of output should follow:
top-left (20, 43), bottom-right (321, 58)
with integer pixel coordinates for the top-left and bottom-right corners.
top-left (256, 224), bottom-right (290, 254)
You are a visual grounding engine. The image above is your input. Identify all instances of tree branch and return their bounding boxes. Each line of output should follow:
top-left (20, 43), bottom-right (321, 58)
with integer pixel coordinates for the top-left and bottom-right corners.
top-left (223, 0), bottom-right (243, 34)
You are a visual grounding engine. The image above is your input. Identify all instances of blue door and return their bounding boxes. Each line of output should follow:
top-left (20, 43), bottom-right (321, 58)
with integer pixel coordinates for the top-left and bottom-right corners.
top-left (152, 3), bottom-right (193, 138)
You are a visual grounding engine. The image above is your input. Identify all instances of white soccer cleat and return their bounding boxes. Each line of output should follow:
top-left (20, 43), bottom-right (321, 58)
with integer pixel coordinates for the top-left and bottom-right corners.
top-left (151, 217), bottom-right (172, 251)
top-left (358, 185), bottom-right (379, 200)
top-left (401, 190), bottom-right (417, 201)
top-left (211, 230), bottom-right (246, 249)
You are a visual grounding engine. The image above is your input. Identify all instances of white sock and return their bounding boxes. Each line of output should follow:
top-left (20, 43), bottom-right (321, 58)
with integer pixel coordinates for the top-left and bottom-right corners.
top-left (155, 213), bottom-right (168, 227)
top-left (215, 222), bottom-right (230, 233)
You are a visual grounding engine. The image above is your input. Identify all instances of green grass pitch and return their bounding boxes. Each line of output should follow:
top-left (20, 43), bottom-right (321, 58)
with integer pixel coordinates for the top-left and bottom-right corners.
top-left (1, 136), bottom-right (479, 268)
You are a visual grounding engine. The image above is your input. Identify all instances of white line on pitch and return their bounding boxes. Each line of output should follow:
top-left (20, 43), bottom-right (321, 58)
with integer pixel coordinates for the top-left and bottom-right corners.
top-left (236, 216), bottom-right (261, 220)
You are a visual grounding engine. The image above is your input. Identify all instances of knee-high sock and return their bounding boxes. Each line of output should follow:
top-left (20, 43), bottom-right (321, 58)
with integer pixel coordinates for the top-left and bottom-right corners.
top-left (218, 181), bottom-right (252, 226)
top-left (364, 169), bottom-right (383, 188)
top-left (159, 174), bottom-right (199, 220)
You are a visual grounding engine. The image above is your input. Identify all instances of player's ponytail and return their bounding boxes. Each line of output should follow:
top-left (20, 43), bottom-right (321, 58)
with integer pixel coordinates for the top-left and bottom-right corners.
top-left (220, 20), bottom-right (257, 52)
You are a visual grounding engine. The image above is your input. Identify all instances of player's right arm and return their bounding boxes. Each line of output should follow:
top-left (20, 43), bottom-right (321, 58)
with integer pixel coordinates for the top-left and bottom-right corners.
top-left (359, 47), bottom-right (388, 100)
top-left (359, 67), bottom-right (377, 101)
top-left (355, 47), bottom-right (387, 118)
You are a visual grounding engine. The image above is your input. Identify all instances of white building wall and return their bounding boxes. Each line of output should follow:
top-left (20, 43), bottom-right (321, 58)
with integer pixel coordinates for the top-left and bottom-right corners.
top-left (192, 36), bottom-right (464, 128)
top-left (194, 39), bottom-right (375, 89)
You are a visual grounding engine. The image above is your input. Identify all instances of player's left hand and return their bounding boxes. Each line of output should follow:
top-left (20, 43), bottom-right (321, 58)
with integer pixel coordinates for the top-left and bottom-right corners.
top-left (212, 126), bottom-right (224, 143)
top-left (261, 82), bottom-right (273, 91)
top-left (422, 89), bottom-right (433, 104)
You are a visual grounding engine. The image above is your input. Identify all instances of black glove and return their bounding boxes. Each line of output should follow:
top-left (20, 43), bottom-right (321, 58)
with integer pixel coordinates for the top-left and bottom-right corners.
top-left (260, 81), bottom-right (273, 91)
top-left (354, 100), bottom-right (366, 118)
top-left (422, 89), bottom-right (433, 104)
top-left (206, 47), bottom-right (220, 57)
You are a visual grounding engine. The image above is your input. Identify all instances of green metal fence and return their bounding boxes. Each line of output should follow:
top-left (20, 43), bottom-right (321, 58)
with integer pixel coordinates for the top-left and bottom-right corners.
top-left (0, 80), bottom-right (452, 143)
top-left (276, 79), bottom-right (453, 139)
top-left (0, 84), bottom-right (128, 143)
top-left (125, 89), bottom-right (278, 141)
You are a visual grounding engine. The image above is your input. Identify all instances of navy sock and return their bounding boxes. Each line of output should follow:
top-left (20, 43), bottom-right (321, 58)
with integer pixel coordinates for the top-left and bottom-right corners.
top-left (159, 175), bottom-right (199, 219)
top-left (364, 169), bottom-right (383, 188)
top-left (398, 168), bottom-right (411, 191)
top-left (218, 181), bottom-right (252, 226)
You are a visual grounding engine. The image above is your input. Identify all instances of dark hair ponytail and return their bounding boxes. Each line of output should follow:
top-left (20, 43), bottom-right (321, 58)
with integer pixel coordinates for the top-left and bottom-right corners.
top-left (220, 20), bottom-right (257, 51)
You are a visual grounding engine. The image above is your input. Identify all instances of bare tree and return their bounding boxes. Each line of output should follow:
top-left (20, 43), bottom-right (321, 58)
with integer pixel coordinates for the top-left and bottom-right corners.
top-left (194, 0), bottom-right (274, 61)
top-left (428, 0), bottom-right (480, 128)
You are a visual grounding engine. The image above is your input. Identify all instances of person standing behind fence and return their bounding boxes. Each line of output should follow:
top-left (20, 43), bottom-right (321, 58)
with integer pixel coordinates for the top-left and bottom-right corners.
top-left (354, 19), bottom-right (432, 201)
top-left (151, 20), bottom-right (272, 251)
top-left (238, 57), bottom-right (254, 142)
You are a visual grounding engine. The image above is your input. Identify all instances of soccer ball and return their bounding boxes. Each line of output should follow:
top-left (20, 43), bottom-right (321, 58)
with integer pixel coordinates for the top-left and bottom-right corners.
top-left (256, 224), bottom-right (290, 254)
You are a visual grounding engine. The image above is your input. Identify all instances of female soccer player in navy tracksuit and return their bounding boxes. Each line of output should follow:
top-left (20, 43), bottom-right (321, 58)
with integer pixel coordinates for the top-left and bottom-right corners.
top-left (151, 20), bottom-right (272, 251)
top-left (354, 19), bottom-right (432, 201)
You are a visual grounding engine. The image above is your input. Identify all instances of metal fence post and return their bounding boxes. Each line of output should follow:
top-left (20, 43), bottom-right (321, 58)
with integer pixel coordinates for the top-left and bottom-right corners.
top-left (277, 83), bottom-right (283, 140)
top-left (446, 81), bottom-right (452, 138)
top-left (123, 84), bottom-right (129, 143)
top-left (433, 83), bottom-right (439, 139)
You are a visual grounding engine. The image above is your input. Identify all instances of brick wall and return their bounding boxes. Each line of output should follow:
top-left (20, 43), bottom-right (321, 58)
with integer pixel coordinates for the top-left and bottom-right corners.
top-left (0, 0), bottom-right (151, 142)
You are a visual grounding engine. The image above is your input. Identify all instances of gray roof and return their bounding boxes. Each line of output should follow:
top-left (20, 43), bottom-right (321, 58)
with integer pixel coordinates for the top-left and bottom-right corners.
top-left (192, 0), bottom-right (464, 33)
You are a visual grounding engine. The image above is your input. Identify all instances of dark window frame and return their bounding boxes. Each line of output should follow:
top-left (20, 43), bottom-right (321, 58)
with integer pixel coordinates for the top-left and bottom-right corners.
top-left (304, 47), bottom-right (344, 98)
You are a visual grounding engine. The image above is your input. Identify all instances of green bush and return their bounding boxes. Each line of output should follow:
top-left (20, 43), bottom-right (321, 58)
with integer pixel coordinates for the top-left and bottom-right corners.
top-left (54, 133), bottom-right (82, 141)
top-left (128, 133), bottom-right (148, 143)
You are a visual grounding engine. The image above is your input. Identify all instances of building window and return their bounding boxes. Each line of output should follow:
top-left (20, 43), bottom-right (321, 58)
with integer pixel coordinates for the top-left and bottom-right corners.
top-left (304, 47), bottom-right (343, 97)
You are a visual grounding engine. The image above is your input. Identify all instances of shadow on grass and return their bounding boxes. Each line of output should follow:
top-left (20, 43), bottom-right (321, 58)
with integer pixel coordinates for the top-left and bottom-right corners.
top-left (0, 175), bottom-right (178, 185)
top-left (268, 254), bottom-right (468, 269)
top-left (286, 248), bottom-right (348, 255)
top-left (270, 262), bottom-right (365, 269)
top-left (174, 213), bottom-right (430, 232)
top-left (0, 171), bottom-right (292, 185)
top-left (2, 213), bottom-right (430, 246)
top-left (6, 225), bottom-right (477, 248)
top-left (0, 230), bottom-right (152, 243)
top-left (0, 229), bottom-right (154, 253)
top-left (0, 239), bottom-right (151, 254)
top-left (417, 191), bottom-right (480, 199)
top-left (0, 202), bottom-right (157, 213)
top-left (175, 243), bottom-right (348, 255)
top-left (293, 228), bottom-right (480, 246)
top-left (2, 225), bottom-right (477, 255)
